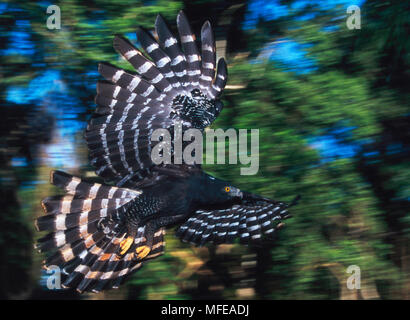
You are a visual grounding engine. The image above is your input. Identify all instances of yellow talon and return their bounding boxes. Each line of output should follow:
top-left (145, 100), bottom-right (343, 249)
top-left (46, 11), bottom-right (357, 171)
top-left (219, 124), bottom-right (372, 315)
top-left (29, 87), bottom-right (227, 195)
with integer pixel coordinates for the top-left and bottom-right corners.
top-left (119, 236), bottom-right (134, 255)
top-left (135, 245), bottom-right (151, 260)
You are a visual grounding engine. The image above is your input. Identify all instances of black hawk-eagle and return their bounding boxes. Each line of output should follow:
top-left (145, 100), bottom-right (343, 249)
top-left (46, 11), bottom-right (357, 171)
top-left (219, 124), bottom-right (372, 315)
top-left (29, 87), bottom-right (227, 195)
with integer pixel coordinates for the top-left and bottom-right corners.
top-left (35, 11), bottom-right (299, 293)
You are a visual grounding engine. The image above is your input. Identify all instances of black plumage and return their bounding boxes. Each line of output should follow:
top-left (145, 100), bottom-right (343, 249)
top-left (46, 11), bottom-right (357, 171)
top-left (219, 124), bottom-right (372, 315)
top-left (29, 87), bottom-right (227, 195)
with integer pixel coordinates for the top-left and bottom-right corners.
top-left (35, 11), bottom-right (299, 293)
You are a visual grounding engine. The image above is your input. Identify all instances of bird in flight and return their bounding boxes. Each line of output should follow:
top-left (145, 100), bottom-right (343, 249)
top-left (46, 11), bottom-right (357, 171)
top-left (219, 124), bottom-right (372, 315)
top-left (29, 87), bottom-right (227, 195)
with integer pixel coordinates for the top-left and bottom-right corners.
top-left (35, 11), bottom-right (299, 293)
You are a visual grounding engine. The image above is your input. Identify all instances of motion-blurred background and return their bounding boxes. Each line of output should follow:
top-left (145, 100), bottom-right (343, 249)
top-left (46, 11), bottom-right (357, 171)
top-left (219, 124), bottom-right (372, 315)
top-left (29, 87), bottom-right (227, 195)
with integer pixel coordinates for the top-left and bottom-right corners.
top-left (0, 0), bottom-right (409, 300)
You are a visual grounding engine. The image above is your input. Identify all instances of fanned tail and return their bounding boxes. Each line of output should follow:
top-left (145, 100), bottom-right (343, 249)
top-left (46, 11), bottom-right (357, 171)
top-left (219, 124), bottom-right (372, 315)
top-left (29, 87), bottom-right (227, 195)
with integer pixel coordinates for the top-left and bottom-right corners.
top-left (35, 171), bottom-right (165, 293)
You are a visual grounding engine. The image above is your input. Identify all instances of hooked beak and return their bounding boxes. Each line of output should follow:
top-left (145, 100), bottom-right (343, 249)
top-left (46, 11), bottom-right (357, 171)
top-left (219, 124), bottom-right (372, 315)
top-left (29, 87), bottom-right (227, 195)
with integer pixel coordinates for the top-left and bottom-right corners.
top-left (231, 187), bottom-right (243, 198)
top-left (235, 188), bottom-right (243, 198)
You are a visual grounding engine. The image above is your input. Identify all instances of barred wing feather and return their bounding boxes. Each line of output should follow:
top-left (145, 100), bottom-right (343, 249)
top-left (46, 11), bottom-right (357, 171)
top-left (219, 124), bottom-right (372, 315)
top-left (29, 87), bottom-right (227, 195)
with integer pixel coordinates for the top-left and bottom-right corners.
top-left (176, 200), bottom-right (292, 246)
top-left (87, 11), bottom-right (228, 186)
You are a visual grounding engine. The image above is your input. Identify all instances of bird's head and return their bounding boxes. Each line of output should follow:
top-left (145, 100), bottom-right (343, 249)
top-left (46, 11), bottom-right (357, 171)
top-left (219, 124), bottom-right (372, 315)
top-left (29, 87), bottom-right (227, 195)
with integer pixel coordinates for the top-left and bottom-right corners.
top-left (196, 173), bottom-right (243, 205)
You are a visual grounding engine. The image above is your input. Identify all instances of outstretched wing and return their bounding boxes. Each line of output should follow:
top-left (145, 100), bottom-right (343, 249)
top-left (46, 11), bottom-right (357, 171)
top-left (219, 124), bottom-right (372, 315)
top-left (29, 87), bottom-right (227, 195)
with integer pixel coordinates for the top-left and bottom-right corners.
top-left (175, 196), bottom-right (295, 246)
top-left (86, 11), bottom-right (227, 186)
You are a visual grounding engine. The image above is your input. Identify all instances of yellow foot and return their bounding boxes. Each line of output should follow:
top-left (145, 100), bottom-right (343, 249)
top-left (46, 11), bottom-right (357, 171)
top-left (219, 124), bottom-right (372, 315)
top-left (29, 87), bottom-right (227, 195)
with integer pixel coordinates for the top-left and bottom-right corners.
top-left (135, 245), bottom-right (151, 260)
top-left (119, 236), bottom-right (134, 255)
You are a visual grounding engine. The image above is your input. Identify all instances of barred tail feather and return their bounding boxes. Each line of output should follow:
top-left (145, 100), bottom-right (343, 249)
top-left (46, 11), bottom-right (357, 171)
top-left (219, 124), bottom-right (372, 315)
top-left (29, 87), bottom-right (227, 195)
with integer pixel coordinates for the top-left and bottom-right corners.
top-left (35, 171), bottom-right (165, 293)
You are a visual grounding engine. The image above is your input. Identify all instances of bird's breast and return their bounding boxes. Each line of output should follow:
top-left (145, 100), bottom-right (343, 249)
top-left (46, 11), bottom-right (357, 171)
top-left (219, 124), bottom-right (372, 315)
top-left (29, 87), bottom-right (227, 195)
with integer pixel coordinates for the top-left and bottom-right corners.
top-left (125, 187), bottom-right (194, 224)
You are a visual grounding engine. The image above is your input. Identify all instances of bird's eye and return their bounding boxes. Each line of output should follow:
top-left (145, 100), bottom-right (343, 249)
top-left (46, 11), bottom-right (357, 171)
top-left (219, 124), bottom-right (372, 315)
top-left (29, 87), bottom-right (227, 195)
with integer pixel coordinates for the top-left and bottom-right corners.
top-left (224, 187), bottom-right (230, 192)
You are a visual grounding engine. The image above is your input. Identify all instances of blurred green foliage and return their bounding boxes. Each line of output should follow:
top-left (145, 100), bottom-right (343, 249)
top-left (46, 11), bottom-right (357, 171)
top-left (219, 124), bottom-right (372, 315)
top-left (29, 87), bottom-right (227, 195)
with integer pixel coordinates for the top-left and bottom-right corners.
top-left (0, 0), bottom-right (409, 299)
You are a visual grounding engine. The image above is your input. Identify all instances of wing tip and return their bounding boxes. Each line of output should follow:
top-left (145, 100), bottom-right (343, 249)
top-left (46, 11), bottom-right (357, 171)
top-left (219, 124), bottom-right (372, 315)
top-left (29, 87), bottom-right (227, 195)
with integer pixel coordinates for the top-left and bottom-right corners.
top-left (177, 10), bottom-right (188, 24)
top-left (155, 13), bottom-right (164, 27)
top-left (217, 57), bottom-right (227, 69)
top-left (49, 169), bottom-right (56, 184)
top-left (97, 62), bottom-right (108, 74)
top-left (201, 20), bottom-right (213, 38)
top-left (113, 35), bottom-right (133, 53)
top-left (50, 170), bottom-right (72, 186)
top-left (34, 217), bottom-right (40, 232)
top-left (202, 20), bottom-right (212, 30)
